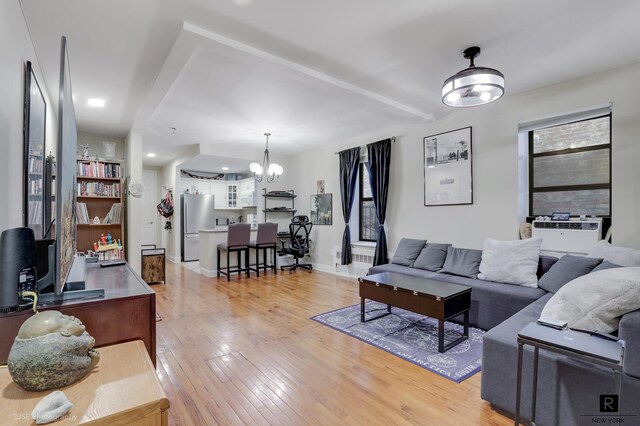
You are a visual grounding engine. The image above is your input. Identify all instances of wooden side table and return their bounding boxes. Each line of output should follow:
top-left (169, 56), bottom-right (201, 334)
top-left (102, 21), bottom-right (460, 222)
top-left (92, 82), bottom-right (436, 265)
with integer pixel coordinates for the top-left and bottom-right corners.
top-left (0, 340), bottom-right (169, 425)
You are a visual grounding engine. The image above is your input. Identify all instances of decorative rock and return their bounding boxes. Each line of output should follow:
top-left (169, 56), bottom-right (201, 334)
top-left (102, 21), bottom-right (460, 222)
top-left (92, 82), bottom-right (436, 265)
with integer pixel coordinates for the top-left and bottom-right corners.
top-left (31, 391), bottom-right (73, 424)
top-left (7, 311), bottom-right (99, 392)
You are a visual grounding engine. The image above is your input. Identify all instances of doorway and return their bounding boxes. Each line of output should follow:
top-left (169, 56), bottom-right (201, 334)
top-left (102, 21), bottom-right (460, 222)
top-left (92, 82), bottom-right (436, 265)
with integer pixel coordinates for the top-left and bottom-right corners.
top-left (142, 169), bottom-right (158, 246)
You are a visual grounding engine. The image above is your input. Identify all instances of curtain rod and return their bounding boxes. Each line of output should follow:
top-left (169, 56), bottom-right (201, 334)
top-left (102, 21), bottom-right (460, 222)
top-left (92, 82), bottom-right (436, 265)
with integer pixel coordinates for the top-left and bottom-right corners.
top-left (334, 136), bottom-right (396, 155)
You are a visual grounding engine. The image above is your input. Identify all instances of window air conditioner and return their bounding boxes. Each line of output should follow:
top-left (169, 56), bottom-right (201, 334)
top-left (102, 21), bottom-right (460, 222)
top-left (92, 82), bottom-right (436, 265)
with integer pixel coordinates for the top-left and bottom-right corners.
top-left (531, 219), bottom-right (602, 255)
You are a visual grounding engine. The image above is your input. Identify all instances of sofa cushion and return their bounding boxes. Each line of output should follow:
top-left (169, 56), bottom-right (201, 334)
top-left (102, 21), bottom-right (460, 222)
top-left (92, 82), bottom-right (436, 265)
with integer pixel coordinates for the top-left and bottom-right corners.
top-left (435, 273), bottom-right (547, 330)
top-left (591, 260), bottom-right (622, 273)
top-left (588, 240), bottom-right (640, 267)
top-left (390, 238), bottom-right (426, 267)
top-left (540, 267), bottom-right (640, 333)
top-left (478, 237), bottom-right (542, 288)
top-left (440, 247), bottom-right (483, 278)
top-left (413, 243), bottom-right (451, 271)
top-left (538, 255), bottom-right (602, 293)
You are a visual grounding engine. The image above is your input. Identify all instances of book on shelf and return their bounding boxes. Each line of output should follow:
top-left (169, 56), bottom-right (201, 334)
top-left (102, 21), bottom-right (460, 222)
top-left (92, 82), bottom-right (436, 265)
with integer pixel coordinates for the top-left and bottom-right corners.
top-left (28, 178), bottom-right (43, 195)
top-left (28, 201), bottom-right (42, 225)
top-left (77, 181), bottom-right (121, 197)
top-left (77, 161), bottom-right (122, 178)
top-left (103, 203), bottom-right (122, 224)
top-left (28, 156), bottom-right (43, 174)
top-left (76, 202), bottom-right (90, 224)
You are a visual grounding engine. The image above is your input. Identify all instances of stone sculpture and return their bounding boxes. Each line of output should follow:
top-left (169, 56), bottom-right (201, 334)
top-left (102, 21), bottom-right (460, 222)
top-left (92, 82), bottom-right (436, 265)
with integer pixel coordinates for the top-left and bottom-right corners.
top-left (7, 311), bottom-right (100, 391)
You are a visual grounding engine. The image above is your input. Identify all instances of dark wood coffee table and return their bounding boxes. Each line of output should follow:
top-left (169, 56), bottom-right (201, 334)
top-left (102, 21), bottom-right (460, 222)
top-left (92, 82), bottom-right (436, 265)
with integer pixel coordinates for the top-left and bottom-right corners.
top-left (358, 272), bottom-right (472, 353)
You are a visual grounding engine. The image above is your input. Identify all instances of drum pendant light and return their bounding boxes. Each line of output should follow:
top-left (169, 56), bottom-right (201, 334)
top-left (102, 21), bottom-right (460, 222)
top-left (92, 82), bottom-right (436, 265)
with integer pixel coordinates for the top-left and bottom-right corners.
top-left (442, 46), bottom-right (504, 107)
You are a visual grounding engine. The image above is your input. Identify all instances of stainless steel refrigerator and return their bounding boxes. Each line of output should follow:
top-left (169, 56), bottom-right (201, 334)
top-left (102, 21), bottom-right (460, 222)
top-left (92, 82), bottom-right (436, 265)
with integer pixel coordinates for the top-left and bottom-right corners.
top-left (181, 194), bottom-right (216, 261)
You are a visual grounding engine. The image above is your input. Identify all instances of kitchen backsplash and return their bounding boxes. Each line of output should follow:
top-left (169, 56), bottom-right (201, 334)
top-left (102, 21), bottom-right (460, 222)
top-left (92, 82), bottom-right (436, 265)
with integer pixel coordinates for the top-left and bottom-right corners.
top-left (214, 207), bottom-right (258, 224)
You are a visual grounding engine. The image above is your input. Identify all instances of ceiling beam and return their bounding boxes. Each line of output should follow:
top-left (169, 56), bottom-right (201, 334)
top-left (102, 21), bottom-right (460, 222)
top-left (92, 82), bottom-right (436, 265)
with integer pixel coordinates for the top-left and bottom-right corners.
top-left (183, 22), bottom-right (433, 121)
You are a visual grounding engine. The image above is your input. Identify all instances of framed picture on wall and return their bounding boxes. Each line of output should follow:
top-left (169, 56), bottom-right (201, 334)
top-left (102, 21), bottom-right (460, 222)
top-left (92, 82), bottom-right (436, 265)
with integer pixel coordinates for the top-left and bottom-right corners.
top-left (423, 126), bottom-right (473, 206)
top-left (310, 193), bottom-right (332, 225)
top-left (23, 61), bottom-right (47, 237)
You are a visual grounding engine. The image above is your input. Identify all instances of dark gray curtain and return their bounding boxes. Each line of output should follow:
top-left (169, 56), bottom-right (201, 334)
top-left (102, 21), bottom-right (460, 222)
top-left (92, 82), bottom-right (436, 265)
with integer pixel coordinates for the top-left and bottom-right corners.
top-left (339, 147), bottom-right (360, 265)
top-left (366, 139), bottom-right (392, 266)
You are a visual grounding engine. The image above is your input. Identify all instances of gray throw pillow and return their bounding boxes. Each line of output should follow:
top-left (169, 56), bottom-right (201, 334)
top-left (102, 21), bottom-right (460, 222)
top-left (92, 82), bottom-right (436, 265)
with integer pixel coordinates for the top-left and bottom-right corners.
top-left (537, 255), bottom-right (559, 279)
top-left (414, 243), bottom-right (451, 271)
top-left (440, 247), bottom-right (483, 278)
top-left (390, 238), bottom-right (427, 267)
top-left (538, 255), bottom-right (603, 293)
top-left (591, 260), bottom-right (622, 273)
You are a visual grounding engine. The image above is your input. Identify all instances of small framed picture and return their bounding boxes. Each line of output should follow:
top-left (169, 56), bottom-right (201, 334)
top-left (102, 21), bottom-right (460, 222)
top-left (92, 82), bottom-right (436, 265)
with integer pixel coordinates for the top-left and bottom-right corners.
top-left (317, 179), bottom-right (325, 194)
top-left (310, 193), bottom-right (332, 225)
top-left (550, 212), bottom-right (571, 221)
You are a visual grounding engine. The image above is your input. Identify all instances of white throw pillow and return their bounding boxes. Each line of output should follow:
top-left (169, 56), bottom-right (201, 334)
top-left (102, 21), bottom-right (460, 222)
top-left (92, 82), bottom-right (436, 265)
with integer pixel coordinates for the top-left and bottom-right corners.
top-left (477, 237), bottom-right (542, 288)
top-left (588, 240), bottom-right (640, 267)
top-left (540, 267), bottom-right (640, 333)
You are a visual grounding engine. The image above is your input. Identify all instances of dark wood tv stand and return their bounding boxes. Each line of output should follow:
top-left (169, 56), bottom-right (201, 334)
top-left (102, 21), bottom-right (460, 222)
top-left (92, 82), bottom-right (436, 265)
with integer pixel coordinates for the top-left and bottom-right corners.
top-left (0, 262), bottom-right (156, 365)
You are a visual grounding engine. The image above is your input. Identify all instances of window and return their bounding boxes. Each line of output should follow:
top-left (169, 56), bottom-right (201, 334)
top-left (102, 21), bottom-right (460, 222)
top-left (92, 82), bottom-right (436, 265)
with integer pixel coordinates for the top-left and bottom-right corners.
top-left (359, 163), bottom-right (379, 241)
top-left (529, 115), bottom-right (611, 217)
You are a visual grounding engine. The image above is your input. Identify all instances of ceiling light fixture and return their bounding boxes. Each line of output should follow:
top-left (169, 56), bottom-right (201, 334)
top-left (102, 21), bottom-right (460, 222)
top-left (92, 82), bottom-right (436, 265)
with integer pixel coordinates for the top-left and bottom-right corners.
top-left (250, 133), bottom-right (283, 183)
top-left (87, 98), bottom-right (106, 107)
top-left (221, 167), bottom-right (229, 171)
top-left (146, 153), bottom-right (156, 158)
top-left (442, 46), bottom-right (504, 107)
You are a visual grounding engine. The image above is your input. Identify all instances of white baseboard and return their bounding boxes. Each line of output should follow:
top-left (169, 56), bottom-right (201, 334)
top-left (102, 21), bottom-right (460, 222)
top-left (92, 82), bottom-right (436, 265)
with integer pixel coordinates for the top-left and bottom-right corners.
top-left (167, 255), bottom-right (180, 263)
top-left (199, 266), bottom-right (217, 278)
top-left (312, 263), bottom-right (364, 279)
top-left (311, 263), bottom-right (336, 274)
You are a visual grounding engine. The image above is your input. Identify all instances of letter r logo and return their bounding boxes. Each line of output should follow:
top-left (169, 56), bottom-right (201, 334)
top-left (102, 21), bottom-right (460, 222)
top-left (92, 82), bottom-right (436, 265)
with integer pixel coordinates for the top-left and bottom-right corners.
top-left (599, 394), bottom-right (618, 412)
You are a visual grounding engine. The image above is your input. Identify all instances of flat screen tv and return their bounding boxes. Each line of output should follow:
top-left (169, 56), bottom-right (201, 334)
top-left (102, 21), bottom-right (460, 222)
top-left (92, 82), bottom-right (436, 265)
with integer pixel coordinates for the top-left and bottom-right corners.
top-left (55, 36), bottom-right (78, 294)
top-left (36, 37), bottom-right (104, 303)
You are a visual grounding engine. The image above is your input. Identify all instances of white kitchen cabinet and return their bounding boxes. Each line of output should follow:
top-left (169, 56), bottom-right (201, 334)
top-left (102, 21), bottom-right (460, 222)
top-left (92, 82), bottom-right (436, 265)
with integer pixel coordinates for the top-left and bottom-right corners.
top-left (211, 182), bottom-right (227, 208)
top-left (194, 181), bottom-right (211, 195)
top-left (227, 183), bottom-right (238, 208)
top-left (239, 178), bottom-right (257, 207)
top-left (179, 179), bottom-right (192, 194)
top-left (180, 178), bottom-right (211, 195)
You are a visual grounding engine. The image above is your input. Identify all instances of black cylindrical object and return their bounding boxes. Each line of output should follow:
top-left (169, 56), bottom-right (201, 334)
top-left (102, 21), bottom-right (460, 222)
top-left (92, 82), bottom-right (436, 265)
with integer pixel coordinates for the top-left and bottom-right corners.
top-left (0, 227), bottom-right (35, 312)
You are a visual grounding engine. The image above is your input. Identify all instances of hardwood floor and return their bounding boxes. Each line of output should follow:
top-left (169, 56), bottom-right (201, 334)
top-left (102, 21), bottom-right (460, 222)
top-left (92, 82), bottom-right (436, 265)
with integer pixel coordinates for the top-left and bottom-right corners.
top-left (152, 262), bottom-right (511, 426)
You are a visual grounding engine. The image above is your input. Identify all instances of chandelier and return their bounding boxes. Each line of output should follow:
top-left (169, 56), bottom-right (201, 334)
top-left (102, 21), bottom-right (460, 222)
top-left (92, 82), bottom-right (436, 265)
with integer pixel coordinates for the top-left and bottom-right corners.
top-left (250, 133), bottom-right (283, 183)
top-left (442, 46), bottom-right (504, 107)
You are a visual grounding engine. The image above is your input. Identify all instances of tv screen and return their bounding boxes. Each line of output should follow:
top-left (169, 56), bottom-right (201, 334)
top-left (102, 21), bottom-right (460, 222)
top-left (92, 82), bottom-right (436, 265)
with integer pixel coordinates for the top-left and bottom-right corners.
top-left (55, 36), bottom-right (78, 294)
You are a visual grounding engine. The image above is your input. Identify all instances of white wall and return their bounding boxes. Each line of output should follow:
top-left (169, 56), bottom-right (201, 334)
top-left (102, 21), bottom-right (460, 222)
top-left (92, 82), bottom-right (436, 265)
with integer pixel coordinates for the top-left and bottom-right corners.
top-left (287, 62), bottom-right (640, 270)
top-left (142, 166), bottom-right (164, 247)
top-left (0, 0), bottom-right (56, 232)
top-left (125, 128), bottom-right (144, 273)
top-left (77, 131), bottom-right (125, 161)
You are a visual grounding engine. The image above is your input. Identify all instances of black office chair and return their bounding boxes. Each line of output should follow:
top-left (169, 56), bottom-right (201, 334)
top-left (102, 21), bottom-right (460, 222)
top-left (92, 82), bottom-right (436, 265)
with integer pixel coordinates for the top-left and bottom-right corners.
top-left (280, 215), bottom-right (313, 273)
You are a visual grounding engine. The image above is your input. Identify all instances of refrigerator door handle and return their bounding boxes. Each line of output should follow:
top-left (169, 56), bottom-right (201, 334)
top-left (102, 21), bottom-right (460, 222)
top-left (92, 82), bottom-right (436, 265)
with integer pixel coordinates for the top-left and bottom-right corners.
top-left (183, 202), bottom-right (187, 229)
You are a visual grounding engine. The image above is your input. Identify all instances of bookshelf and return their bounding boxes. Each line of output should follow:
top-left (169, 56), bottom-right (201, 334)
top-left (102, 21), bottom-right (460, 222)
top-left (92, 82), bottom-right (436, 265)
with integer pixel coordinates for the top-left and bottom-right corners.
top-left (76, 159), bottom-right (124, 258)
top-left (262, 189), bottom-right (297, 222)
top-left (26, 152), bottom-right (44, 237)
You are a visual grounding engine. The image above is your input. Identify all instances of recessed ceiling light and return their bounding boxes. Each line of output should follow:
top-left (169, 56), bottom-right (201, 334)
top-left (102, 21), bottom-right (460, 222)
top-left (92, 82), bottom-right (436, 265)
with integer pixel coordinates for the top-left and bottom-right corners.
top-left (221, 167), bottom-right (229, 171)
top-left (87, 98), bottom-right (106, 107)
top-left (147, 153), bottom-right (156, 158)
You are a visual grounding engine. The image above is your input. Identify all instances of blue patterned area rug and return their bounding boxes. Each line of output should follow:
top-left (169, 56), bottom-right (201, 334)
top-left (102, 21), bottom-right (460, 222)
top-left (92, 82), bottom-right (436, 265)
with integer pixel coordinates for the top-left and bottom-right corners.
top-left (311, 301), bottom-right (485, 383)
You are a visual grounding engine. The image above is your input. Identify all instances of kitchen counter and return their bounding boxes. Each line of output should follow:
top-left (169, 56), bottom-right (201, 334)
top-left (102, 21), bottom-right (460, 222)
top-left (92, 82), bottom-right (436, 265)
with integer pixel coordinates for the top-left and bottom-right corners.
top-left (199, 228), bottom-right (259, 276)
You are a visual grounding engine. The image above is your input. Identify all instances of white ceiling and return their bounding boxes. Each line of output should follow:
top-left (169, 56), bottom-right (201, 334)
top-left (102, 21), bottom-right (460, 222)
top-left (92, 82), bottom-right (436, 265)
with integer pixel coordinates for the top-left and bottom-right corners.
top-left (22, 0), bottom-right (640, 168)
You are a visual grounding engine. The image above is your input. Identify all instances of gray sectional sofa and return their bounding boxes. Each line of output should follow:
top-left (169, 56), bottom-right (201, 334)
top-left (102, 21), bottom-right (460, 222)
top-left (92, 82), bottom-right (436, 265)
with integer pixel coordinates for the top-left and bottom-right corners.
top-left (367, 240), bottom-right (640, 425)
